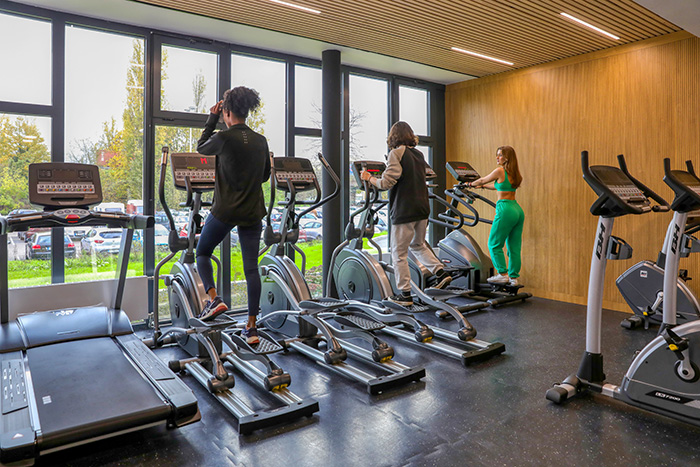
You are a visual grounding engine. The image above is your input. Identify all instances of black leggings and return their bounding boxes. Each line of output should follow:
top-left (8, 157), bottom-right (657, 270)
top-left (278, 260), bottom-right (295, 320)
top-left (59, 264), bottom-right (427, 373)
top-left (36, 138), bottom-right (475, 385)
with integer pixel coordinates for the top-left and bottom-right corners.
top-left (196, 215), bottom-right (262, 317)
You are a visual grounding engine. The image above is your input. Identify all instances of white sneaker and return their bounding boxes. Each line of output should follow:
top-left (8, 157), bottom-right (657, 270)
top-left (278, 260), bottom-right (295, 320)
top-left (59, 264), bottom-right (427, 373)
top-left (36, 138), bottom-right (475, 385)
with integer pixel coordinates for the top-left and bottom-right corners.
top-left (487, 274), bottom-right (509, 285)
top-left (508, 278), bottom-right (520, 287)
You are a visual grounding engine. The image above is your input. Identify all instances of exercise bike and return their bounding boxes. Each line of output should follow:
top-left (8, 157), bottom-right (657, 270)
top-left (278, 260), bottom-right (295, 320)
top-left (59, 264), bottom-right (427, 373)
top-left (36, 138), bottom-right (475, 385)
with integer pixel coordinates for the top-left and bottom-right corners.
top-left (327, 160), bottom-right (506, 366)
top-left (616, 202), bottom-right (700, 329)
top-left (145, 148), bottom-right (318, 434)
top-left (257, 153), bottom-right (425, 395)
top-left (547, 152), bottom-right (700, 428)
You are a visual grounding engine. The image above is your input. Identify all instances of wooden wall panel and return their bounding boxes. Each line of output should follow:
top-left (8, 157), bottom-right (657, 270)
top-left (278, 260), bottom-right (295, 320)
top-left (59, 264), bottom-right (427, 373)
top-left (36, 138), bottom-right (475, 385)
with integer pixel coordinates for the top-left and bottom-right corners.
top-left (445, 31), bottom-right (700, 312)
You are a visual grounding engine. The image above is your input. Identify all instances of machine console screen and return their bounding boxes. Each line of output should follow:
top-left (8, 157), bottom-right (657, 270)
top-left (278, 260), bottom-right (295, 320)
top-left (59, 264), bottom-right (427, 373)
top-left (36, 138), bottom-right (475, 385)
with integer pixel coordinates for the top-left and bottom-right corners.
top-left (673, 171), bottom-right (700, 197)
top-left (592, 166), bottom-right (646, 202)
top-left (29, 162), bottom-right (102, 208)
top-left (352, 160), bottom-right (385, 189)
top-left (171, 153), bottom-right (216, 190)
top-left (446, 161), bottom-right (480, 183)
top-left (274, 157), bottom-right (316, 191)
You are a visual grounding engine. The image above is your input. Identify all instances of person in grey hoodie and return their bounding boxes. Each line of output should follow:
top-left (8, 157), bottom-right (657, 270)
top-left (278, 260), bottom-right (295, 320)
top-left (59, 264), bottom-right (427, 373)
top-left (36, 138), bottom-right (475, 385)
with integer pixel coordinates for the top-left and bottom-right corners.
top-left (360, 121), bottom-right (451, 306)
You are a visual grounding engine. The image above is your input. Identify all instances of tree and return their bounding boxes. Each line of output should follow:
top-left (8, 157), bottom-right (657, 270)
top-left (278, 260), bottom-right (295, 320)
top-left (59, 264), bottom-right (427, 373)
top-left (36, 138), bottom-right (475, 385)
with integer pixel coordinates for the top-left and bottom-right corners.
top-left (0, 115), bottom-right (50, 212)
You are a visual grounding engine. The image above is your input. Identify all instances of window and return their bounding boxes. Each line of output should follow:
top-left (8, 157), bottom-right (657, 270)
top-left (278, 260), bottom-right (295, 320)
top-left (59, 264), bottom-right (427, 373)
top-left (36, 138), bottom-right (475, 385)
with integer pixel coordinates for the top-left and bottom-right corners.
top-left (0, 13), bottom-right (51, 105)
top-left (349, 74), bottom-right (389, 202)
top-left (293, 135), bottom-right (323, 296)
top-left (231, 54), bottom-right (286, 156)
top-left (399, 86), bottom-right (429, 136)
top-left (0, 113), bottom-right (52, 287)
top-left (64, 26), bottom-right (145, 283)
top-left (294, 65), bottom-right (322, 129)
top-left (161, 45), bottom-right (218, 114)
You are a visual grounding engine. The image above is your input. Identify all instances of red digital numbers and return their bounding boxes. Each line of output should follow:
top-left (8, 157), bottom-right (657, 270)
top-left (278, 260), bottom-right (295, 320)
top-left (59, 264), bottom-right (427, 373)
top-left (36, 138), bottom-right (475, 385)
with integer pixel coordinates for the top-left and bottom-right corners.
top-left (200, 157), bottom-right (208, 165)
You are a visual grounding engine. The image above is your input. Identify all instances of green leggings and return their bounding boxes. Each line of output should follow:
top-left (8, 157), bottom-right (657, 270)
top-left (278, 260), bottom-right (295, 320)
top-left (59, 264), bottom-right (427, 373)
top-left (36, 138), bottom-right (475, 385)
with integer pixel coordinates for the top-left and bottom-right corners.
top-left (488, 199), bottom-right (524, 278)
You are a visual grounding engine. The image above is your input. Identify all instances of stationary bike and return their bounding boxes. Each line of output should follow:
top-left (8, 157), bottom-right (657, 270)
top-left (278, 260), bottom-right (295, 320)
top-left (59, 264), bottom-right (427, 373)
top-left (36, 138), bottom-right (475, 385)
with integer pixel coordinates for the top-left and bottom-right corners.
top-left (616, 198), bottom-right (700, 329)
top-left (547, 152), bottom-right (700, 428)
top-left (145, 147), bottom-right (318, 434)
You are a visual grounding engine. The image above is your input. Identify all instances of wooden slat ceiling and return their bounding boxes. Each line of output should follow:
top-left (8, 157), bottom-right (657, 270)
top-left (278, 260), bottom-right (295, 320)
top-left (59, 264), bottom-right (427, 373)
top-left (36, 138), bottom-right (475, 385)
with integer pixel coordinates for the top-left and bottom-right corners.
top-left (131, 0), bottom-right (681, 78)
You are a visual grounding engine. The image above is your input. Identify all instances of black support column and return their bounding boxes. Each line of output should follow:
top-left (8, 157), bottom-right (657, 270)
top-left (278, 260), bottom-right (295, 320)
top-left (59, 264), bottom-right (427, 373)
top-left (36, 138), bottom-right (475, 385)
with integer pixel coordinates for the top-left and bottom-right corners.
top-left (321, 50), bottom-right (341, 292)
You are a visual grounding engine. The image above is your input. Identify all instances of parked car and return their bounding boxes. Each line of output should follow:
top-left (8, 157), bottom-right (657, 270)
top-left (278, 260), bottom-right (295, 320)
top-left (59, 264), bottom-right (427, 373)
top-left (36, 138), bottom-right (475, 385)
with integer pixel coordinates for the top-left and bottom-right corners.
top-left (19, 226), bottom-right (50, 242)
top-left (25, 233), bottom-right (75, 260)
top-left (154, 211), bottom-right (169, 226)
top-left (66, 226), bottom-right (91, 241)
top-left (81, 228), bottom-right (124, 255)
top-left (300, 220), bottom-right (323, 241)
top-left (154, 223), bottom-right (170, 249)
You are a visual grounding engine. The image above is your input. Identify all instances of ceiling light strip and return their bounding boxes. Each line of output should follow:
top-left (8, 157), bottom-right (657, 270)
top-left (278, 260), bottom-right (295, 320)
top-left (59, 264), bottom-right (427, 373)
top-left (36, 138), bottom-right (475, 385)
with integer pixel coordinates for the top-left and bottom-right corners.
top-left (450, 47), bottom-right (513, 66)
top-left (268, 0), bottom-right (321, 14)
top-left (560, 13), bottom-right (620, 40)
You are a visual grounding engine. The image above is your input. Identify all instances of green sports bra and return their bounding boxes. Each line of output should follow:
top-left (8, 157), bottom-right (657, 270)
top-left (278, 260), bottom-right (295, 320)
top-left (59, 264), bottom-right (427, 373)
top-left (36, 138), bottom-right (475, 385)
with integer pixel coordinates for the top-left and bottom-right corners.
top-left (494, 171), bottom-right (516, 192)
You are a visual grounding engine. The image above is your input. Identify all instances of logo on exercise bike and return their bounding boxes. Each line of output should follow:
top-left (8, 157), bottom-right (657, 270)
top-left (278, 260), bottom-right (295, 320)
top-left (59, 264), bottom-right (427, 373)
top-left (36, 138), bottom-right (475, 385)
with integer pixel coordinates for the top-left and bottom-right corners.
top-left (670, 223), bottom-right (681, 255)
top-left (595, 224), bottom-right (606, 260)
top-left (647, 390), bottom-right (692, 404)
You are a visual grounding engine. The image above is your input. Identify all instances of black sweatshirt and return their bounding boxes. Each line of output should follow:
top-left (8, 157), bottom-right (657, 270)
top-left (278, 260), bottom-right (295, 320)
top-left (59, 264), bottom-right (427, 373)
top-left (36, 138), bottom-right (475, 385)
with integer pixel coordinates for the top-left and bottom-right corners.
top-left (369, 145), bottom-right (430, 225)
top-left (197, 113), bottom-right (271, 226)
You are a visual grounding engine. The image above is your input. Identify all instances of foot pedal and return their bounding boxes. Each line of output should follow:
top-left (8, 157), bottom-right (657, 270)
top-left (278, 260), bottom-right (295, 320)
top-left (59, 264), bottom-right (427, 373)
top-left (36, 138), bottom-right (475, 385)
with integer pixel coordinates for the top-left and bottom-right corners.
top-left (189, 314), bottom-right (236, 330)
top-left (227, 330), bottom-right (284, 355)
top-left (334, 313), bottom-right (384, 331)
top-left (424, 287), bottom-right (472, 300)
top-left (381, 300), bottom-right (431, 313)
top-left (406, 304), bottom-right (432, 313)
top-left (491, 283), bottom-right (524, 293)
top-left (299, 299), bottom-right (348, 312)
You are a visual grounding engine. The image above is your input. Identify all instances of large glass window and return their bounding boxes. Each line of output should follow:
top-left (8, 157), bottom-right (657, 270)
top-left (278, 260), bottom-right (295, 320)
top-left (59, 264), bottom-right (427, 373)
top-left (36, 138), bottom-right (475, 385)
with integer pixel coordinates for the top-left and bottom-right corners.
top-left (0, 113), bottom-right (52, 287)
top-left (64, 26), bottom-right (145, 282)
top-left (349, 74), bottom-right (389, 206)
top-left (399, 86), bottom-right (429, 136)
top-left (161, 45), bottom-right (218, 114)
top-left (294, 135), bottom-right (324, 296)
top-left (231, 54), bottom-right (286, 156)
top-left (154, 125), bottom-right (213, 316)
top-left (294, 65), bottom-right (322, 129)
top-left (0, 13), bottom-right (51, 105)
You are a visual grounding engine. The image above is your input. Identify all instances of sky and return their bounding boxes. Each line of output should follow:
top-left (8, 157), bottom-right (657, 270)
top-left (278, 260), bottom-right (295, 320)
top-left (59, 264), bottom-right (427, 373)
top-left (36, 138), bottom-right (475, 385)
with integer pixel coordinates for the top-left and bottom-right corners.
top-left (1, 12), bottom-right (430, 168)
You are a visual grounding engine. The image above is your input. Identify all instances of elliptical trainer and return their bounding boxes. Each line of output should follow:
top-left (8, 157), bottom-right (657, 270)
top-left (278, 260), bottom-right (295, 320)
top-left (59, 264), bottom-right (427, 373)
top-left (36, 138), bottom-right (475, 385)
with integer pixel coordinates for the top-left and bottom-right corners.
top-left (547, 152), bottom-right (700, 428)
top-left (430, 161), bottom-right (532, 314)
top-left (257, 153), bottom-right (426, 394)
top-left (327, 160), bottom-right (506, 366)
top-left (145, 147), bottom-right (318, 434)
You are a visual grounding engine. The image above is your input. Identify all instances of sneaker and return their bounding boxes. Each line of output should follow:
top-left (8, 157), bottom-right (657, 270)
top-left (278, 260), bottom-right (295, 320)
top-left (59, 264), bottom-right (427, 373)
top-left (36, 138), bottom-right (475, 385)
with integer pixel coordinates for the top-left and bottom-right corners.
top-left (432, 269), bottom-right (453, 290)
top-left (242, 326), bottom-right (260, 345)
top-left (198, 296), bottom-right (228, 321)
top-left (388, 292), bottom-right (413, 307)
top-left (486, 274), bottom-right (509, 285)
top-left (509, 278), bottom-right (520, 287)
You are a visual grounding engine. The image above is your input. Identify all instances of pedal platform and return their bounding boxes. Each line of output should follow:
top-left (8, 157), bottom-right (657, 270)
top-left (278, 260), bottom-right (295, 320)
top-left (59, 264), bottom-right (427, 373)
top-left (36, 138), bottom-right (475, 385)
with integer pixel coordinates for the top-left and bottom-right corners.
top-left (226, 329), bottom-right (284, 355)
top-left (334, 313), bottom-right (384, 331)
top-left (188, 314), bottom-right (236, 330)
top-left (424, 286), bottom-right (473, 300)
top-left (382, 300), bottom-right (432, 313)
top-left (299, 298), bottom-right (348, 312)
top-left (489, 283), bottom-right (524, 294)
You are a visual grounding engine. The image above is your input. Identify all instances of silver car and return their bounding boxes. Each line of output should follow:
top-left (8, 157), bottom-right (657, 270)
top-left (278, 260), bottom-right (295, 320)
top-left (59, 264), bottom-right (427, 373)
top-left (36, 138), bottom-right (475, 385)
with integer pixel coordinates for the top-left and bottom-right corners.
top-left (81, 228), bottom-right (124, 255)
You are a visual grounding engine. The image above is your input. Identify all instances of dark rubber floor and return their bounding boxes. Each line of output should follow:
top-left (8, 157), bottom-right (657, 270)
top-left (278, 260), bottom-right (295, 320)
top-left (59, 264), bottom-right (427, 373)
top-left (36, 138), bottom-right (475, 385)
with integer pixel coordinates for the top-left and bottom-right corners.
top-left (40, 297), bottom-right (700, 466)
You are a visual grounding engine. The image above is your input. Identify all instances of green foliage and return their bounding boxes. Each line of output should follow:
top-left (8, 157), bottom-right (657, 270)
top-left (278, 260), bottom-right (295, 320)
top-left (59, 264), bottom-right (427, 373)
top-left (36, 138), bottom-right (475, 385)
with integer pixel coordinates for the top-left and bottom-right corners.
top-left (0, 115), bottom-right (50, 212)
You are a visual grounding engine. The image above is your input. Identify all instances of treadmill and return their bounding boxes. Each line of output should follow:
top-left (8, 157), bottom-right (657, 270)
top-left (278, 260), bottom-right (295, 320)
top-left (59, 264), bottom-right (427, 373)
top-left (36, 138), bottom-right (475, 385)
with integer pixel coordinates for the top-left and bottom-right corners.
top-left (0, 162), bottom-right (200, 465)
